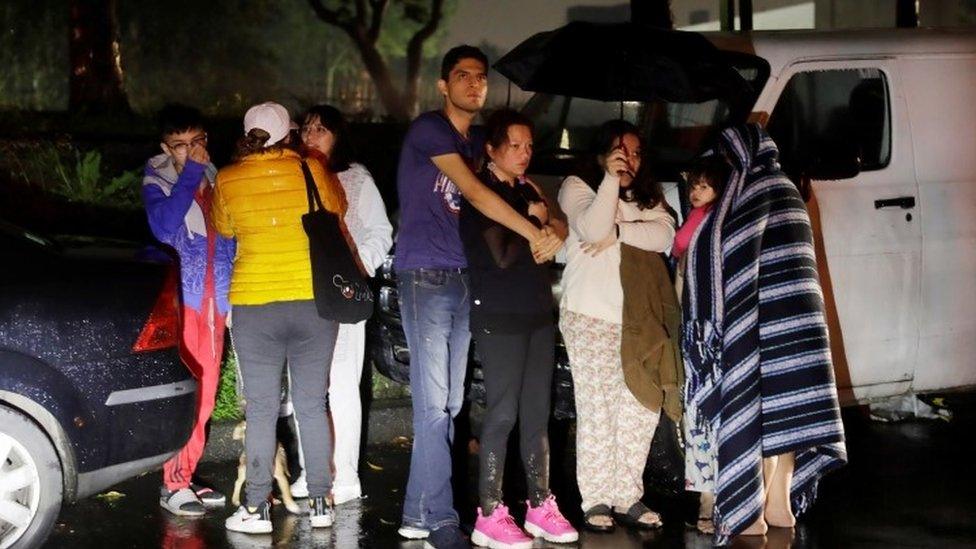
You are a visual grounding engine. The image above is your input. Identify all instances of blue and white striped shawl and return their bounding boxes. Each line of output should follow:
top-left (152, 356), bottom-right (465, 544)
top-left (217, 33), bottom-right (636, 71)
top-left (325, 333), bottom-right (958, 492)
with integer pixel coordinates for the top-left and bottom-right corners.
top-left (682, 124), bottom-right (847, 544)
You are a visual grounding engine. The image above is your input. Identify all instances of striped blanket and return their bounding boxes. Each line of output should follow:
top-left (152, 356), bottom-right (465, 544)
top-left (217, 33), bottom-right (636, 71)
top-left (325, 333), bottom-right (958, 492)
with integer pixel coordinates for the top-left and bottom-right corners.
top-left (682, 124), bottom-right (847, 544)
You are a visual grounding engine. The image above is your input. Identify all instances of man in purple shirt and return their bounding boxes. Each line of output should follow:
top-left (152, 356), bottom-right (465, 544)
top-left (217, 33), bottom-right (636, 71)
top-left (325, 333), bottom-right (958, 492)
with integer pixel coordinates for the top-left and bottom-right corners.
top-left (394, 45), bottom-right (563, 549)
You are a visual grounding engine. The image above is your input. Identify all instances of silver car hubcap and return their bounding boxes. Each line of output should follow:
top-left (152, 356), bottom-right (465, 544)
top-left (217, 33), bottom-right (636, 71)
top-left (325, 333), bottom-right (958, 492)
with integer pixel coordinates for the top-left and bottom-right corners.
top-left (0, 433), bottom-right (41, 549)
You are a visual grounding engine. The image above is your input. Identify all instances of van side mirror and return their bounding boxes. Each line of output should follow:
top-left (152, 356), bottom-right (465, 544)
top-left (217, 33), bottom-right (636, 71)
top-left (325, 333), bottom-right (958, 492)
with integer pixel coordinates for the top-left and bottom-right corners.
top-left (803, 141), bottom-right (861, 181)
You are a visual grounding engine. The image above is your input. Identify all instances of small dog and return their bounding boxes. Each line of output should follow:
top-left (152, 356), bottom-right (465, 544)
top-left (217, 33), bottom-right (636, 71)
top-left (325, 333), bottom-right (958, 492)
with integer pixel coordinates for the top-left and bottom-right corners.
top-left (230, 421), bottom-right (301, 514)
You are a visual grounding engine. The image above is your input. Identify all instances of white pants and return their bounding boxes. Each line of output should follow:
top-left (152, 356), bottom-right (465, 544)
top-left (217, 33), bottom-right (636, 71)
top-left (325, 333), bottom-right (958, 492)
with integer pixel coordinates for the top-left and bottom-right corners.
top-left (328, 320), bottom-right (366, 497)
top-left (284, 320), bottom-right (366, 501)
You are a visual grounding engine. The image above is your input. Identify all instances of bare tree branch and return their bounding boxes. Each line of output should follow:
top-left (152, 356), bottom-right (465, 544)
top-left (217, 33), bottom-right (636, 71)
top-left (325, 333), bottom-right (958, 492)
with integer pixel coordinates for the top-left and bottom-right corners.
top-left (400, 0), bottom-right (444, 118)
top-left (308, 0), bottom-right (445, 120)
top-left (367, 0), bottom-right (389, 44)
top-left (405, 0), bottom-right (443, 82)
top-left (354, 0), bottom-right (368, 29)
top-left (308, 0), bottom-right (354, 32)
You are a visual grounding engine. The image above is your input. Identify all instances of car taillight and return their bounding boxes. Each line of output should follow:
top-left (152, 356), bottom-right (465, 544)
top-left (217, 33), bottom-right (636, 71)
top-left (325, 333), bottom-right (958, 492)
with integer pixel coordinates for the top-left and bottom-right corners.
top-left (132, 267), bottom-right (181, 353)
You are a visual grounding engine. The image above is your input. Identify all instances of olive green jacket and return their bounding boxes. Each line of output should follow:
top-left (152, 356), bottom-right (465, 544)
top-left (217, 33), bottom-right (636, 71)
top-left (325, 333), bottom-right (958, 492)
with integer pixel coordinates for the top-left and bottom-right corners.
top-left (619, 243), bottom-right (684, 422)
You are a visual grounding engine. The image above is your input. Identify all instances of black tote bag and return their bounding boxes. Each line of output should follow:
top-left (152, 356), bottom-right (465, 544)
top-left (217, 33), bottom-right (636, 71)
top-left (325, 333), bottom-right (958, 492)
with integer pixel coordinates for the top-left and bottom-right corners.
top-left (300, 161), bottom-right (374, 323)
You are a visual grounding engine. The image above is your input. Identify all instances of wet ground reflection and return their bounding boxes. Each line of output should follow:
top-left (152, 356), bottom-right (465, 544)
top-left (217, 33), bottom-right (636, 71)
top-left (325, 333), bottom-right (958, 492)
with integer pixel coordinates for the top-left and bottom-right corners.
top-left (46, 394), bottom-right (976, 548)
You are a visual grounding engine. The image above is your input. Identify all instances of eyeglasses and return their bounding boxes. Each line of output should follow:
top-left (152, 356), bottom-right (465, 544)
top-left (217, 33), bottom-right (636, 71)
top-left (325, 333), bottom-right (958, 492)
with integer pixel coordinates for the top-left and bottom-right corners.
top-left (300, 124), bottom-right (329, 136)
top-left (166, 134), bottom-right (208, 153)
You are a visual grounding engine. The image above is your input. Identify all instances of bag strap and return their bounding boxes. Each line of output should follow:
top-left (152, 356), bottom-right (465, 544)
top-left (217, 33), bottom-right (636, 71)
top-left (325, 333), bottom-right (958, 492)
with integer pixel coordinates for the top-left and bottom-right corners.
top-left (301, 160), bottom-right (326, 214)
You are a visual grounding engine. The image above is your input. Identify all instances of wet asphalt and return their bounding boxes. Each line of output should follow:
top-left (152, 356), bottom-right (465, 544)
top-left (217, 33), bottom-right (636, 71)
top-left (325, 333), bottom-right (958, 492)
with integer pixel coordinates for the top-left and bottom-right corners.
top-left (45, 393), bottom-right (976, 548)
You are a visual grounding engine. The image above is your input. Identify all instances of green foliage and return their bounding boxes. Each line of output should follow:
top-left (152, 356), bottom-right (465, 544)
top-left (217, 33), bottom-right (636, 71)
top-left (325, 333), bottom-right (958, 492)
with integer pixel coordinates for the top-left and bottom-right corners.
top-left (72, 151), bottom-right (102, 198)
top-left (0, 139), bottom-right (142, 208)
top-left (0, 0), bottom-right (68, 110)
top-left (106, 169), bottom-right (143, 200)
top-left (115, 0), bottom-right (442, 116)
top-left (0, 0), bottom-right (456, 118)
top-left (265, 1), bottom-right (363, 111)
top-left (0, 139), bottom-right (65, 188)
top-left (213, 351), bottom-right (243, 421)
top-left (370, 365), bottom-right (411, 400)
top-left (211, 348), bottom-right (409, 421)
top-left (52, 149), bottom-right (142, 208)
top-left (376, 0), bottom-right (458, 59)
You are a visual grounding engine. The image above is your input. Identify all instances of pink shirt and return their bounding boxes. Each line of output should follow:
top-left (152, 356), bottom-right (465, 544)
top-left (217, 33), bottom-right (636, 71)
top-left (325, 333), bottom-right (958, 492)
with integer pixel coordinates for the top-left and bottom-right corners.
top-left (672, 205), bottom-right (712, 258)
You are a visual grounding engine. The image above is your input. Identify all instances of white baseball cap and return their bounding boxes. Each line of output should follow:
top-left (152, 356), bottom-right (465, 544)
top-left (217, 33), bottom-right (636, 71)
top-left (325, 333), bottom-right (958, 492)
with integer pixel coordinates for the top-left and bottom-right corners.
top-left (243, 101), bottom-right (292, 146)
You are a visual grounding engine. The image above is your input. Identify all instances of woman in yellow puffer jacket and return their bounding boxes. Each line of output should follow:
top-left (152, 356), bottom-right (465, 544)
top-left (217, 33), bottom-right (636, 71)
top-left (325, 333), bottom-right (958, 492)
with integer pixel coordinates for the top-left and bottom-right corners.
top-left (215, 102), bottom-right (346, 535)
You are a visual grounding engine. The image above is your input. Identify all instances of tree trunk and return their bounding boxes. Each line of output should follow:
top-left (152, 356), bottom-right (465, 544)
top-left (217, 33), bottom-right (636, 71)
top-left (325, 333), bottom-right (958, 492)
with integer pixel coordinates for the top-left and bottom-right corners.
top-left (308, 0), bottom-right (444, 121)
top-left (69, 0), bottom-right (130, 114)
top-left (349, 33), bottom-right (411, 121)
top-left (631, 0), bottom-right (673, 29)
top-left (402, 0), bottom-right (444, 119)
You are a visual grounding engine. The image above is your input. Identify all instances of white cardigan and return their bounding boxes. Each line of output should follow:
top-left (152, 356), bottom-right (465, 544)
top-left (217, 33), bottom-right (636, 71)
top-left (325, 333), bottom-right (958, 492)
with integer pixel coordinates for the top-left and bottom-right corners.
top-left (339, 163), bottom-right (394, 276)
top-left (557, 173), bottom-right (676, 324)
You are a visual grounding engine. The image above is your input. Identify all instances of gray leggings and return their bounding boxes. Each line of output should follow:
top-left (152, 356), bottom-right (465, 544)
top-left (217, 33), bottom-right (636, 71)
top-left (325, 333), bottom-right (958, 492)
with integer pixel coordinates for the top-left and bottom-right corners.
top-left (232, 300), bottom-right (338, 506)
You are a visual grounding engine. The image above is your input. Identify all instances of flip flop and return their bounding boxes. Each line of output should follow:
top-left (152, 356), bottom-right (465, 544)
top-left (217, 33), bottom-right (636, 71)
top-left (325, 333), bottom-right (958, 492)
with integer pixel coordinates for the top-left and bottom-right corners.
top-left (613, 501), bottom-right (663, 530)
top-left (583, 503), bottom-right (615, 533)
top-left (191, 483), bottom-right (226, 507)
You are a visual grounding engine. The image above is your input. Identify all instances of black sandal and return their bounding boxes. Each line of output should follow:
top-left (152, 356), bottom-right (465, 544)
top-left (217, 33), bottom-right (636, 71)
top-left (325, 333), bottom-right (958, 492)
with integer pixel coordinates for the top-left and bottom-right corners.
top-left (583, 504), bottom-right (615, 533)
top-left (613, 501), bottom-right (663, 530)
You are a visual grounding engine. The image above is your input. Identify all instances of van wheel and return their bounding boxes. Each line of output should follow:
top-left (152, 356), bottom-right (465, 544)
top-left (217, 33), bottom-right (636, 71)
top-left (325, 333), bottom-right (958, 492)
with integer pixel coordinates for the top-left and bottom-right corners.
top-left (0, 406), bottom-right (62, 549)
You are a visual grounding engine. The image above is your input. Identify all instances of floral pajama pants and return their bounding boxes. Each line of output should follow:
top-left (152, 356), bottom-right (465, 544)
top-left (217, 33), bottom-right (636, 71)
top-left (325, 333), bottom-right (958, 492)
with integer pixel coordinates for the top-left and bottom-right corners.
top-left (560, 309), bottom-right (660, 512)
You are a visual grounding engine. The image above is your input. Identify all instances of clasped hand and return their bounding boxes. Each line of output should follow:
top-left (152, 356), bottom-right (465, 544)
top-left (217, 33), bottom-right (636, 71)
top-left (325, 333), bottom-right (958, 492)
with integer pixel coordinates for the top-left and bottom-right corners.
top-left (530, 225), bottom-right (564, 263)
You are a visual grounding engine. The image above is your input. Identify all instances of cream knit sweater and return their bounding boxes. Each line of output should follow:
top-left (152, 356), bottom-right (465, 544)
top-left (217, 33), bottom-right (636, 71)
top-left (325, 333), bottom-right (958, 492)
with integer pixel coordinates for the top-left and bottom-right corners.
top-left (558, 173), bottom-right (676, 324)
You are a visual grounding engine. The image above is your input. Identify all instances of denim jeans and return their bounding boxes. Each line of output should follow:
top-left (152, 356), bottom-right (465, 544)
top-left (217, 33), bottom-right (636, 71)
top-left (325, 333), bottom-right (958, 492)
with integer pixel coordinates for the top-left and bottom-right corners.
top-left (397, 268), bottom-right (471, 531)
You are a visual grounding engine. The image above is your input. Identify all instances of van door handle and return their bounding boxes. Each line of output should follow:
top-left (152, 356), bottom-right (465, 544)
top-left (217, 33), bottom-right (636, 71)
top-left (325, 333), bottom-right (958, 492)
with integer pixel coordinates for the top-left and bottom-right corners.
top-left (874, 196), bottom-right (915, 209)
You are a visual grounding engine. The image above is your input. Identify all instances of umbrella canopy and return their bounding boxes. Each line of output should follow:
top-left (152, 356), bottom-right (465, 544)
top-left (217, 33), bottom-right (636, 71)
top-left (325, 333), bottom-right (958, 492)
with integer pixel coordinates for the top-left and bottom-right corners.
top-left (494, 21), bottom-right (750, 103)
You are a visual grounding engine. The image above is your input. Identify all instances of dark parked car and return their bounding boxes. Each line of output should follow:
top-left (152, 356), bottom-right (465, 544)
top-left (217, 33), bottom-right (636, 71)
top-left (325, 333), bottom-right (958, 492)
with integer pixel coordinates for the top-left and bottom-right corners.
top-left (0, 221), bottom-right (196, 548)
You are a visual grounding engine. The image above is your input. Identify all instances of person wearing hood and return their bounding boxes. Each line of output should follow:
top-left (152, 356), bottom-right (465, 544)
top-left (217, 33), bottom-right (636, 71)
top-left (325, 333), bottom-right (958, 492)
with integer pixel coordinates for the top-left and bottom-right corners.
top-left (681, 125), bottom-right (846, 544)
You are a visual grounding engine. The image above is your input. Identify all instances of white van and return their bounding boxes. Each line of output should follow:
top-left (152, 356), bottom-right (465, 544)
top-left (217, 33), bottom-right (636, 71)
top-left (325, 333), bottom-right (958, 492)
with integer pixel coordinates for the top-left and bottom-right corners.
top-left (523, 28), bottom-right (976, 405)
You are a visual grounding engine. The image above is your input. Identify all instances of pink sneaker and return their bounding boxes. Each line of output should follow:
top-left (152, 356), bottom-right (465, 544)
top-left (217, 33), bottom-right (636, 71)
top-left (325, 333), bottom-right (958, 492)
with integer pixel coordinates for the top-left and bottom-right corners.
top-left (472, 504), bottom-right (534, 549)
top-left (524, 495), bottom-right (579, 543)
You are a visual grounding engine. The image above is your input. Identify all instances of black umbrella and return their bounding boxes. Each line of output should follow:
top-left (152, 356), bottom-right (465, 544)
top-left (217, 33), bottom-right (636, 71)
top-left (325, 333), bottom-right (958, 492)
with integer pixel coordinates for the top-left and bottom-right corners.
top-left (494, 21), bottom-right (750, 103)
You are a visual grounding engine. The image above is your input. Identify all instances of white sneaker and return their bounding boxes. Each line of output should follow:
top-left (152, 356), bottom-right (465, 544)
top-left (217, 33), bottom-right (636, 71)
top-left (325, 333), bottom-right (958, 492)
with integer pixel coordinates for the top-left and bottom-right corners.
top-left (398, 524), bottom-right (430, 539)
top-left (290, 473), bottom-right (309, 499)
top-left (309, 496), bottom-right (334, 528)
top-left (225, 502), bottom-right (272, 534)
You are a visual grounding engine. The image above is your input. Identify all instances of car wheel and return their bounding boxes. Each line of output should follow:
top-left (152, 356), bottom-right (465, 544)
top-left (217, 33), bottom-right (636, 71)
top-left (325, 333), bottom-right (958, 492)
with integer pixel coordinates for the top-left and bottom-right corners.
top-left (0, 405), bottom-right (62, 549)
